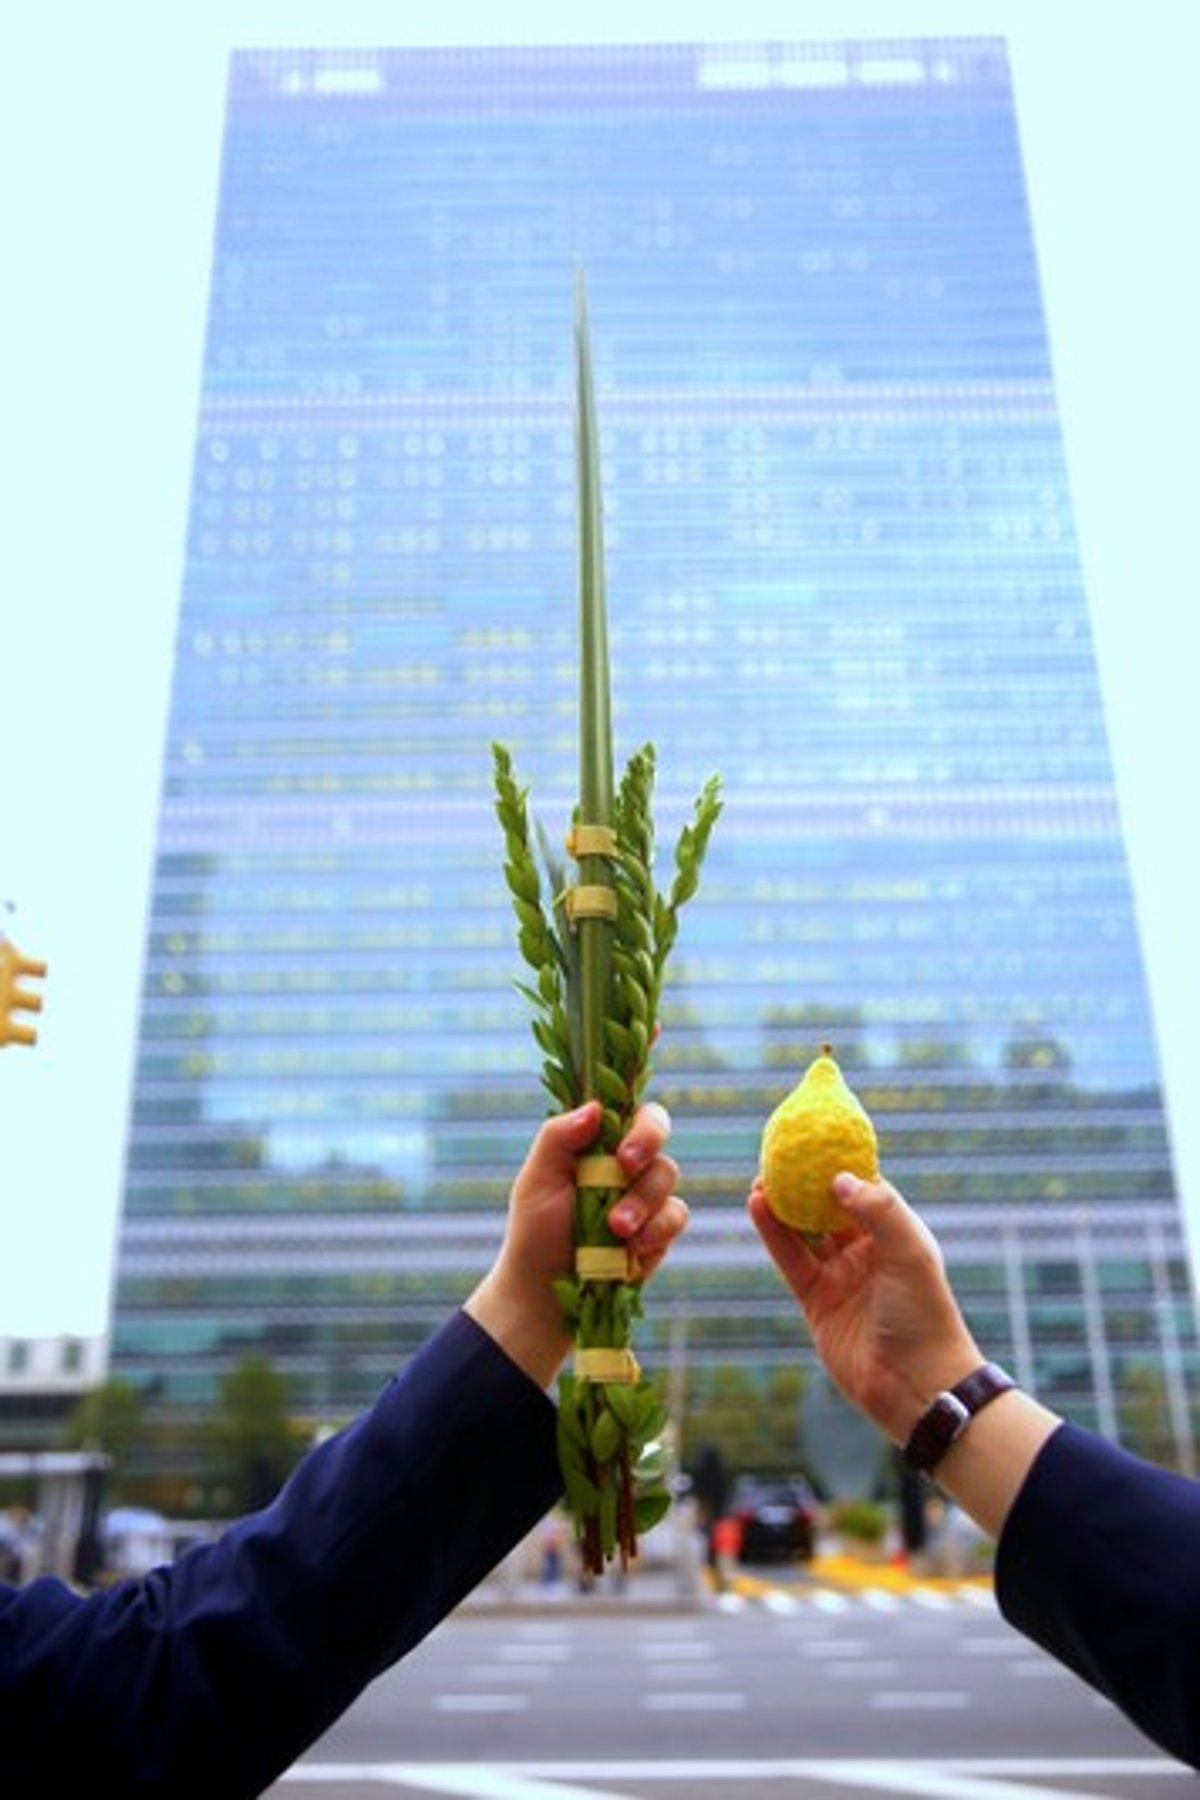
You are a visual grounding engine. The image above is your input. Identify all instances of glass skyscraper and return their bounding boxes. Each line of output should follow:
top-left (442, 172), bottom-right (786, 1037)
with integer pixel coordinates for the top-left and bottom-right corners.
top-left (111, 38), bottom-right (1195, 1490)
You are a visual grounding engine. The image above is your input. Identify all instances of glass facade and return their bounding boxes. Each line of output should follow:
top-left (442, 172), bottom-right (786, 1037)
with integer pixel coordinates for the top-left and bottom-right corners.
top-left (111, 38), bottom-right (1196, 1479)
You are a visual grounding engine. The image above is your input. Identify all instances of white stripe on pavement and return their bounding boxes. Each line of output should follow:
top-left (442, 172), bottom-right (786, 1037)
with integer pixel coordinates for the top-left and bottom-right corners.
top-left (288, 1768), bottom-right (637, 1799)
top-left (279, 1755), bottom-right (1189, 1791)
top-left (640, 1691), bottom-right (747, 1711)
top-left (432, 1695), bottom-right (529, 1712)
top-left (797, 1766), bottom-right (1113, 1799)
top-left (870, 1690), bottom-right (970, 1709)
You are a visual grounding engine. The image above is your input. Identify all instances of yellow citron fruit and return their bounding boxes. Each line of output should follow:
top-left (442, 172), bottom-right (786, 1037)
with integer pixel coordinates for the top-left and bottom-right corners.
top-left (760, 1044), bottom-right (879, 1233)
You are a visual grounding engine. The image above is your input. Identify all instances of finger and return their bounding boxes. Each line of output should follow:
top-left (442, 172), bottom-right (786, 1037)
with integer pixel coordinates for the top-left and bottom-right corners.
top-left (607, 1153), bottom-right (681, 1237)
top-left (830, 1172), bottom-right (939, 1264)
top-left (747, 1182), bottom-right (828, 1298)
top-left (616, 1099), bottom-right (671, 1177)
top-left (626, 1193), bottom-right (689, 1278)
top-left (512, 1101), bottom-right (602, 1196)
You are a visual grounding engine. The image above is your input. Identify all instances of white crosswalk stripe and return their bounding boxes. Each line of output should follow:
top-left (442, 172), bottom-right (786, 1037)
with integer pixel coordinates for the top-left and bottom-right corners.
top-left (730, 1579), bottom-right (996, 1616)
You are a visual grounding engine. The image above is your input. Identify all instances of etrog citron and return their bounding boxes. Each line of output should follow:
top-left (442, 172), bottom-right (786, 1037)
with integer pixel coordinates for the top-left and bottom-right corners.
top-left (760, 1044), bottom-right (879, 1233)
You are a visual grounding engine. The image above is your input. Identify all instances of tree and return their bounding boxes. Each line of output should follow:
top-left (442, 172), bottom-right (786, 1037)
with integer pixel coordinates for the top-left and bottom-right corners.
top-left (63, 1378), bottom-right (145, 1497)
top-left (1119, 1362), bottom-right (1183, 1470)
top-left (683, 1363), bottom-right (807, 1479)
top-left (209, 1355), bottom-right (303, 1514)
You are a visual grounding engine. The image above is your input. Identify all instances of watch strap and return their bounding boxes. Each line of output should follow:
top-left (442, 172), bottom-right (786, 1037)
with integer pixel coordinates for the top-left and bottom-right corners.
top-left (902, 1362), bottom-right (1016, 1473)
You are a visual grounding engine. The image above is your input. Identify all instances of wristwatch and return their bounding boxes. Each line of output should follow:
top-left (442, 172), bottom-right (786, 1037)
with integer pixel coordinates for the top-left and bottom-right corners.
top-left (902, 1362), bottom-right (1016, 1473)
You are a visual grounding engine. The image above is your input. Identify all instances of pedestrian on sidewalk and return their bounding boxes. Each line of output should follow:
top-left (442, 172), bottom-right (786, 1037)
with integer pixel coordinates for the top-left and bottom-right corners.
top-left (711, 1513), bottom-right (744, 1591)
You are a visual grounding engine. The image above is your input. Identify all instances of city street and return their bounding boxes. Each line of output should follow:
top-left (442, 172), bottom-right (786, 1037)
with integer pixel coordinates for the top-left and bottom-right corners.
top-left (265, 1573), bottom-right (1192, 1798)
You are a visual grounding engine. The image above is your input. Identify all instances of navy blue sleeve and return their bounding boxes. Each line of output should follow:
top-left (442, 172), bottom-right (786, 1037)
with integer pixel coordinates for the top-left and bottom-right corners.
top-left (0, 1310), bottom-right (561, 1796)
top-left (995, 1420), bottom-right (1200, 1768)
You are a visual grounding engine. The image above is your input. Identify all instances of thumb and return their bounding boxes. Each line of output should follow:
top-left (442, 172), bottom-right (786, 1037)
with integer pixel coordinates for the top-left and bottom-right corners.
top-left (831, 1171), bottom-right (939, 1263)
top-left (518, 1101), bottom-right (602, 1186)
top-left (831, 1172), bottom-right (906, 1238)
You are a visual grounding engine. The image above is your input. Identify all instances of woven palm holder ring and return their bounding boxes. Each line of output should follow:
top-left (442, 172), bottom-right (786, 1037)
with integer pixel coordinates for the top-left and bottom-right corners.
top-left (566, 823), bottom-right (618, 859)
top-left (575, 1153), bottom-right (627, 1190)
top-left (575, 1244), bottom-right (634, 1281)
top-left (565, 885), bottom-right (618, 922)
top-left (574, 1346), bottom-right (641, 1384)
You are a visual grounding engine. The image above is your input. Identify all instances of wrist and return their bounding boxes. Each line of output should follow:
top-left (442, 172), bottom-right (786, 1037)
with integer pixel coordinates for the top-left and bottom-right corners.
top-left (885, 1345), bottom-right (986, 1447)
top-left (925, 1389), bottom-right (1063, 1536)
top-left (464, 1269), bottom-right (572, 1392)
top-left (901, 1363), bottom-right (1016, 1474)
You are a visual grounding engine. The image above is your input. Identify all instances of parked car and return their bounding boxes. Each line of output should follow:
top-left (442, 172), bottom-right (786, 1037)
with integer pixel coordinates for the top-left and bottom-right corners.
top-left (729, 1475), bottom-right (819, 1564)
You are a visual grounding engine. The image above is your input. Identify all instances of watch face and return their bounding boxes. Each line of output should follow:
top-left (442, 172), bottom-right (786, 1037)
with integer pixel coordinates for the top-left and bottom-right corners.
top-left (905, 1391), bottom-right (971, 1471)
top-left (904, 1365), bottom-right (1017, 1472)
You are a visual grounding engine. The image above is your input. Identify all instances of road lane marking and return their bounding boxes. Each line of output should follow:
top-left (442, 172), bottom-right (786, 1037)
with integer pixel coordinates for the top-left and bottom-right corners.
top-left (432, 1695), bottom-right (529, 1713)
top-left (279, 1754), bottom-right (1190, 1791)
top-left (961, 1635), bottom-right (1027, 1654)
top-left (869, 1690), bottom-right (970, 1710)
top-left (640, 1691), bottom-right (747, 1711)
top-left (463, 1664), bottom-right (553, 1683)
top-left (798, 1766), bottom-right (1113, 1797)
top-left (299, 1768), bottom-right (638, 1798)
top-left (643, 1665), bottom-right (724, 1682)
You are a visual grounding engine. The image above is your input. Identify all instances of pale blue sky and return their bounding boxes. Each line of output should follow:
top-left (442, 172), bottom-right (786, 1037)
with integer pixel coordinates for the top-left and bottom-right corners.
top-left (4, 2), bottom-right (1199, 1337)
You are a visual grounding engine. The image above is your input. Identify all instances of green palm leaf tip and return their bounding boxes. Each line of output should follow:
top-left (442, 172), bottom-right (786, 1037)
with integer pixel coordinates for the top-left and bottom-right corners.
top-left (491, 277), bottom-right (722, 1575)
top-left (573, 269), bottom-right (616, 1123)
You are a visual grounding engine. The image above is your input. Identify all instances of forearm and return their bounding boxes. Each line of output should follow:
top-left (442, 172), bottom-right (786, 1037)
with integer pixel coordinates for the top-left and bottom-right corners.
top-left (2, 1311), bottom-right (561, 1794)
top-left (994, 1421), bottom-right (1200, 1768)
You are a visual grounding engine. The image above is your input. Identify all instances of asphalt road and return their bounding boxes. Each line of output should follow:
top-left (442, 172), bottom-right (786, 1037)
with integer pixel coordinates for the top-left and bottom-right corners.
top-left (263, 1577), bottom-right (1193, 1799)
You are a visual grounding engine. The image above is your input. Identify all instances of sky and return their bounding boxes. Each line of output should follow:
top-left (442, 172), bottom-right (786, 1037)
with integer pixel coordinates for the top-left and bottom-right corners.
top-left (3, 1), bottom-right (1199, 1340)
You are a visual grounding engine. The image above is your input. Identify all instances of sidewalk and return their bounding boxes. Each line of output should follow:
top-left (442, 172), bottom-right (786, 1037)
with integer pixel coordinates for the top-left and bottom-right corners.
top-left (461, 1546), bottom-right (994, 1617)
top-left (463, 1559), bottom-right (708, 1616)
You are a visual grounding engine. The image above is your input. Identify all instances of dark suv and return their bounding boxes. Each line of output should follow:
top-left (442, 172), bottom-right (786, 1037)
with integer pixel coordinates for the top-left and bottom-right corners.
top-left (730, 1476), bottom-right (819, 1564)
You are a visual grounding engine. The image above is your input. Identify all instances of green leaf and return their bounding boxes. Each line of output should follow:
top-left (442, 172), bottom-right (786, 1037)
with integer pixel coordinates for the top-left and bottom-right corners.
top-left (505, 859), bottom-right (541, 905)
top-left (636, 1396), bottom-right (669, 1441)
top-left (551, 1277), bottom-right (581, 1326)
top-left (562, 1459), bottom-right (601, 1517)
top-left (603, 1382), bottom-right (642, 1427)
top-left (599, 1471), bottom-right (618, 1558)
top-left (590, 1405), bottom-right (622, 1463)
top-left (574, 272), bottom-right (615, 1113)
top-left (633, 1490), bottom-right (672, 1533)
top-left (595, 1061), bottom-right (628, 1109)
top-left (540, 1061), bottom-right (577, 1109)
top-left (635, 1447), bottom-right (667, 1485)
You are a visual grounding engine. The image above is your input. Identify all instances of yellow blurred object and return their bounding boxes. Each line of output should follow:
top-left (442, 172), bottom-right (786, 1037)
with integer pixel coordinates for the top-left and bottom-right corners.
top-left (760, 1044), bottom-right (878, 1233)
top-left (0, 938), bottom-right (48, 1048)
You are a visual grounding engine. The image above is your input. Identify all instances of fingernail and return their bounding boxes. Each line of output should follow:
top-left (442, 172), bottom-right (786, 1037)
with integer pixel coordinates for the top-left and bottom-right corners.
top-left (610, 1203), bottom-right (642, 1236)
top-left (832, 1172), bottom-right (864, 1199)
